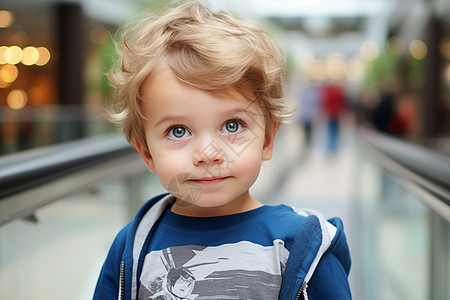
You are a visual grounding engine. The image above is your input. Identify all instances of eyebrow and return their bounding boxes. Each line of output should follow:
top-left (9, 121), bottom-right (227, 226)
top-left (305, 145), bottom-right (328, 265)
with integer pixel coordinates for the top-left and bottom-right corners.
top-left (153, 115), bottom-right (187, 127)
top-left (153, 106), bottom-right (260, 127)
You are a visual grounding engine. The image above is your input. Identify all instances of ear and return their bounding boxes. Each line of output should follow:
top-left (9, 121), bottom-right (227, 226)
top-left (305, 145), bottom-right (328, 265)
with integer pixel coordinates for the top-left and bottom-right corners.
top-left (134, 138), bottom-right (156, 173)
top-left (262, 122), bottom-right (278, 161)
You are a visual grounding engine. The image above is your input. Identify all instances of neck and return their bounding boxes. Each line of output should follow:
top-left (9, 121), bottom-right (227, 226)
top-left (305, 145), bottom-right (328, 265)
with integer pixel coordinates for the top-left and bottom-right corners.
top-left (170, 192), bottom-right (263, 217)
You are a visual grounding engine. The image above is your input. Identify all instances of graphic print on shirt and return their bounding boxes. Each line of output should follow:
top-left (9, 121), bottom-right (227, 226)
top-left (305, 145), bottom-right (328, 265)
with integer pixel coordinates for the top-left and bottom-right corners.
top-left (138, 240), bottom-right (289, 300)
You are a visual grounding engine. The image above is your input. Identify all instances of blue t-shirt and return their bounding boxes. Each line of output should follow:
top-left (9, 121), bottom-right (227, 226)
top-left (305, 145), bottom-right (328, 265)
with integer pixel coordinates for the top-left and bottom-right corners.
top-left (138, 204), bottom-right (306, 300)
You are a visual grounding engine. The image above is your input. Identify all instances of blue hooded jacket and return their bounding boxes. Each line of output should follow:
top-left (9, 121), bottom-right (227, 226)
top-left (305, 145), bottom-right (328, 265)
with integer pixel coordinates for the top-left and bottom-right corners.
top-left (93, 194), bottom-right (351, 299)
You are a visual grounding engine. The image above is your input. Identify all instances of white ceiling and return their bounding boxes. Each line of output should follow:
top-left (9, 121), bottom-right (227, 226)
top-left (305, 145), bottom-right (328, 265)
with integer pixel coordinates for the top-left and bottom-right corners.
top-left (3, 0), bottom-right (448, 58)
top-left (0, 0), bottom-right (415, 26)
top-left (211, 0), bottom-right (392, 18)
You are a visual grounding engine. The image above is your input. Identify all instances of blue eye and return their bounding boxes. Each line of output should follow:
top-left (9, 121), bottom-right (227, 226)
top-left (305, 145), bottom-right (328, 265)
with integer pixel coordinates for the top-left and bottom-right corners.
top-left (222, 120), bottom-right (244, 134)
top-left (168, 126), bottom-right (190, 139)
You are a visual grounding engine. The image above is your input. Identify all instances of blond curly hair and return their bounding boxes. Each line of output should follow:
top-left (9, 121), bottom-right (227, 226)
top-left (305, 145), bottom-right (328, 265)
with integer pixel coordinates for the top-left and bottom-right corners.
top-left (107, 1), bottom-right (292, 149)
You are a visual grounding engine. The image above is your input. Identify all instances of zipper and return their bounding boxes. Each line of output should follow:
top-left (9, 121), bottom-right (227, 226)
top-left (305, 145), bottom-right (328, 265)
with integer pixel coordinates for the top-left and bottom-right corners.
top-left (119, 260), bottom-right (125, 300)
top-left (295, 282), bottom-right (308, 300)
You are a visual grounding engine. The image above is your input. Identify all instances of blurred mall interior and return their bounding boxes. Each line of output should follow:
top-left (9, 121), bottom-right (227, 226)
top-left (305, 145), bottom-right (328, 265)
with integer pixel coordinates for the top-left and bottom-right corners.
top-left (0, 0), bottom-right (449, 299)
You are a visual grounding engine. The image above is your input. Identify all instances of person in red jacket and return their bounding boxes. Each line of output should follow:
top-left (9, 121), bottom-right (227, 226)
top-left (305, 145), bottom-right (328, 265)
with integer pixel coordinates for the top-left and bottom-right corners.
top-left (321, 82), bottom-right (346, 154)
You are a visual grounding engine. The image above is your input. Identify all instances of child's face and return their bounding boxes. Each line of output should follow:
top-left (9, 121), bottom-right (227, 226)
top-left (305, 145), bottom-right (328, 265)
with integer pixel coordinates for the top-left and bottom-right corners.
top-left (136, 66), bottom-right (276, 216)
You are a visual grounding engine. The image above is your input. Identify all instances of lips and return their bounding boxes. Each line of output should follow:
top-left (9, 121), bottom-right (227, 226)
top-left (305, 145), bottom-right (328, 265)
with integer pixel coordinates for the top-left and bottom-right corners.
top-left (188, 176), bottom-right (230, 184)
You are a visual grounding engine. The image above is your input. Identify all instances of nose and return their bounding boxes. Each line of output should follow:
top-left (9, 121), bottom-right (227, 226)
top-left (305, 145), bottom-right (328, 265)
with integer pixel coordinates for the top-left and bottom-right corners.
top-left (192, 139), bottom-right (225, 166)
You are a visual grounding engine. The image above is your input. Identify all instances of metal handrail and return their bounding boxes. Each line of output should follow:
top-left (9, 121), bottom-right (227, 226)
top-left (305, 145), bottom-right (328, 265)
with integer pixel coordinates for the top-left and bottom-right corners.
top-left (0, 134), bottom-right (146, 226)
top-left (359, 129), bottom-right (450, 221)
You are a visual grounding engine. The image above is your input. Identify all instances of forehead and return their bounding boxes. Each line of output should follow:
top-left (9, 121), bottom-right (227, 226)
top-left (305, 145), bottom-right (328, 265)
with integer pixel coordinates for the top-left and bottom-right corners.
top-left (140, 66), bottom-right (263, 117)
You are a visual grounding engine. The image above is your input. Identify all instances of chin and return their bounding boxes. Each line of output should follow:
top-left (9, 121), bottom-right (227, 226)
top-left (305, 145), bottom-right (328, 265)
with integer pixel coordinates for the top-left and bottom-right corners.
top-left (174, 192), bottom-right (235, 208)
top-left (190, 194), bottom-right (233, 208)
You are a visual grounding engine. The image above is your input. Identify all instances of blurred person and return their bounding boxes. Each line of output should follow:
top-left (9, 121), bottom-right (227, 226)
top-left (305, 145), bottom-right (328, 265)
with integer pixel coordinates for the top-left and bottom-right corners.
top-left (297, 81), bottom-right (320, 149)
top-left (391, 92), bottom-right (419, 138)
top-left (371, 76), bottom-right (408, 137)
top-left (372, 88), bottom-right (396, 134)
top-left (362, 78), bottom-right (417, 138)
top-left (355, 88), bottom-right (379, 129)
top-left (93, 2), bottom-right (351, 300)
top-left (321, 81), bottom-right (346, 155)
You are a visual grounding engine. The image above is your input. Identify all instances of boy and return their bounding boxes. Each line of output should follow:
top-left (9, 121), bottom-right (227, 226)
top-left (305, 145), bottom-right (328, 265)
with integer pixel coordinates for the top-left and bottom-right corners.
top-left (94, 2), bottom-right (351, 299)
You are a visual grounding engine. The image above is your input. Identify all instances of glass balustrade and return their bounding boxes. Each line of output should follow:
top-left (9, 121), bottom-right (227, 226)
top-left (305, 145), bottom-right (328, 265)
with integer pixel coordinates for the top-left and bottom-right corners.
top-left (0, 171), bottom-right (165, 300)
top-left (355, 154), bottom-right (449, 300)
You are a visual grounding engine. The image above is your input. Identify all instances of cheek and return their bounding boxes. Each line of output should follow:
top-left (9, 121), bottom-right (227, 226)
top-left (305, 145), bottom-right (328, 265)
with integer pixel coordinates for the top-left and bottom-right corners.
top-left (152, 150), bottom-right (188, 185)
top-left (229, 141), bottom-right (264, 178)
top-left (240, 154), bottom-right (263, 173)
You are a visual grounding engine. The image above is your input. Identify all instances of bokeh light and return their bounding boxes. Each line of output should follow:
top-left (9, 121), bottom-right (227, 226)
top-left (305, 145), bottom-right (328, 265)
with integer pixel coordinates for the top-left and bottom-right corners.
top-left (0, 64), bottom-right (19, 83)
top-left (0, 10), bottom-right (14, 28)
top-left (0, 46), bottom-right (51, 66)
top-left (0, 46), bottom-right (8, 64)
top-left (325, 54), bottom-right (347, 80)
top-left (306, 58), bottom-right (327, 81)
top-left (445, 64), bottom-right (450, 82)
top-left (35, 47), bottom-right (51, 66)
top-left (22, 46), bottom-right (39, 66)
top-left (4, 46), bottom-right (23, 64)
top-left (0, 64), bottom-right (16, 88)
top-left (7, 89), bottom-right (28, 110)
top-left (360, 41), bottom-right (380, 62)
top-left (346, 58), bottom-right (365, 82)
top-left (409, 40), bottom-right (427, 60)
top-left (90, 26), bottom-right (109, 45)
top-left (440, 38), bottom-right (450, 60)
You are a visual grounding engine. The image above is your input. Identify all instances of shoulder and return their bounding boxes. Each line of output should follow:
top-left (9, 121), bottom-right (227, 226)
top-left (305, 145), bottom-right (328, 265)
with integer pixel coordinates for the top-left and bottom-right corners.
top-left (287, 207), bottom-right (350, 267)
top-left (262, 205), bottom-right (339, 245)
top-left (288, 206), bottom-right (340, 240)
top-left (306, 218), bottom-right (352, 299)
top-left (259, 204), bottom-right (310, 232)
top-left (279, 206), bottom-right (352, 298)
top-left (325, 217), bottom-right (351, 274)
top-left (264, 204), bottom-right (309, 221)
top-left (299, 214), bottom-right (351, 299)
